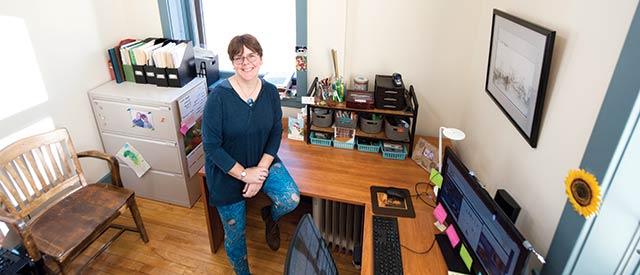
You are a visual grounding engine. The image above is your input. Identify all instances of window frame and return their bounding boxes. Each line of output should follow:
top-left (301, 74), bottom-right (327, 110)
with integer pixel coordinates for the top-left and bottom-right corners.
top-left (157, 0), bottom-right (307, 108)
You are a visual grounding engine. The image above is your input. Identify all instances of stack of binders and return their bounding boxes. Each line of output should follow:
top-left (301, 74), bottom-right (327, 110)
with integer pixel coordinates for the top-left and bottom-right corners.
top-left (107, 38), bottom-right (196, 88)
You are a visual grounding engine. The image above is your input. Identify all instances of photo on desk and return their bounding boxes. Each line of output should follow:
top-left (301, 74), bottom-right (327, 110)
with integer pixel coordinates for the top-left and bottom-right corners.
top-left (376, 192), bottom-right (407, 210)
top-left (370, 186), bottom-right (416, 218)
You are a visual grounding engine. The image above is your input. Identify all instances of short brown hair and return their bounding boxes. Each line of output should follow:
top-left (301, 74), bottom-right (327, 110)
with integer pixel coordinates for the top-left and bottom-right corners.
top-left (227, 34), bottom-right (263, 61)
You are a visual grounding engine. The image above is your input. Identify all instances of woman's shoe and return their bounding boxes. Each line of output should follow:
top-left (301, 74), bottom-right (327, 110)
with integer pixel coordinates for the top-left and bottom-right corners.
top-left (261, 206), bottom-right (280, 251)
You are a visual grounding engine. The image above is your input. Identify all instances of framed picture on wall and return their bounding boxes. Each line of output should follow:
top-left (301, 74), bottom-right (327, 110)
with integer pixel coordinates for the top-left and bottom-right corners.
top-left (485, 9), bottom-right (555, 148)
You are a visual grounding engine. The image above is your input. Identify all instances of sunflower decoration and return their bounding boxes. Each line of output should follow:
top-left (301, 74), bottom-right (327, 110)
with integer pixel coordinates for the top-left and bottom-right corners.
top-left (564, 169), bottom-right (601, 218)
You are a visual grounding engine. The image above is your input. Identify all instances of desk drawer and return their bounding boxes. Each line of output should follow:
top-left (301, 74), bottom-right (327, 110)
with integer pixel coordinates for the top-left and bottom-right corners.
top-left (92, 99), bottom-right (176, 141)
top-left (187, 143), bottom-right (204, 178)
top-left (101, 132), bottom-right (183, 174)
top-left (120, 166), bottom-right (191, 207)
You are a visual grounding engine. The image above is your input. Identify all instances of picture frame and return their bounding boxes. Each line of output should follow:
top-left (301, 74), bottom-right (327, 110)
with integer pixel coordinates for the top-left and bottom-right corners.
top-left (485, 9), bottom-right (555, 148)
top-left (411, 137), bottom-right (438, 172)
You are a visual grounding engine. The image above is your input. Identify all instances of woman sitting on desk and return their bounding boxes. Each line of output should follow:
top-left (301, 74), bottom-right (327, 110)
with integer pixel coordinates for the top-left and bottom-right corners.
top-left (202, 34), bottom-right (300, 275)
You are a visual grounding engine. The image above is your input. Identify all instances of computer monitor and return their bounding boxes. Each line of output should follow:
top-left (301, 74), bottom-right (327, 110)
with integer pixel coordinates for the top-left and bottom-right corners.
top-left (284, 214), bottom-right (337, 275)
top-left (437, 147), bottom-right (530, 275)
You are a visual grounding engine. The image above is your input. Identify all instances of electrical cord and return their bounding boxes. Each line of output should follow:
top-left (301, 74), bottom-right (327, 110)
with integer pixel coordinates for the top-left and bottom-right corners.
top-left (401, 233), bottom-right (439, 255)
top-left (411, 182), bottom-right (436, 208)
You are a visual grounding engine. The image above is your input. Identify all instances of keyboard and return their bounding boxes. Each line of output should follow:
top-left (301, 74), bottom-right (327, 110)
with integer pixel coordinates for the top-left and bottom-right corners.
top-left (0, 246), bottom-right (33, 274)
top-left (373, 215), bottom-right (403, 275)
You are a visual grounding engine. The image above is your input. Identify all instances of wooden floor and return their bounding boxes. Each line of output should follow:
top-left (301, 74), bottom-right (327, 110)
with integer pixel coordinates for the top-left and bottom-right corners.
top-left (63, 195), bottom-right (360, 274)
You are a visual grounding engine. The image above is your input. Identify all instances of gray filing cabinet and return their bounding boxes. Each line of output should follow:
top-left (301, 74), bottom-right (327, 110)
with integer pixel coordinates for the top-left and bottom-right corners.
top-left (88, 78), bottom-right (207, 207)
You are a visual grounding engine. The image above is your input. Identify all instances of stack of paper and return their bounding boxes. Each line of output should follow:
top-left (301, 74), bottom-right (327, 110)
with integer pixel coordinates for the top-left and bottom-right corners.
top-left (152, 42), bottom-right (188, 69)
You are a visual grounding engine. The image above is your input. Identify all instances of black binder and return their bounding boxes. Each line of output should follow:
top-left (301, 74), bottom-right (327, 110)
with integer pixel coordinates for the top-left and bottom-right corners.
top-left (130, 38), bottom-right (154, 84)
top-left (152, 40), bottom-right (195, 88)
top-left (133, 64), bottom-right (147, 83)
top-left (155, 66), bottom-right (169, 87)
top-left (144, 64), bottom-right (157, 84)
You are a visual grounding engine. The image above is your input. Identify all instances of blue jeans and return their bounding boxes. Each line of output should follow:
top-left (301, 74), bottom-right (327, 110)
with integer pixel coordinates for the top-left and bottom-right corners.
top-left (216, 162), bottom-right (300, 275)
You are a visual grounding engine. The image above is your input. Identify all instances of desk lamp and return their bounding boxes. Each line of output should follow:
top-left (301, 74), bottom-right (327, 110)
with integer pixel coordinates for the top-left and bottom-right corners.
top-left (438, 127), bottom-right (466, 171)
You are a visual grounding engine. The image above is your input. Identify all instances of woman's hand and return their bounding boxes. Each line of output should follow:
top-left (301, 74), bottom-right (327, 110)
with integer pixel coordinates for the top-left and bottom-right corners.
top-left (242, 181), bottom-right (263, 198)
top-left (242, 167), bottom-right (268, 185)
top-left (242, 167), bottom-right (267, 198)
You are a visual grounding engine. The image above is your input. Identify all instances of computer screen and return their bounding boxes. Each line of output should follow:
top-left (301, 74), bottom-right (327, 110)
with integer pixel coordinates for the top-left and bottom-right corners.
top-left (437, 147), bottom-right (530, 275)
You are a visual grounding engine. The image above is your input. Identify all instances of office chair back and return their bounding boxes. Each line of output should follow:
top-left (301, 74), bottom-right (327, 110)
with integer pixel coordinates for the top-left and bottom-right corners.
top-left (284, 214), bottom-right (337, 275)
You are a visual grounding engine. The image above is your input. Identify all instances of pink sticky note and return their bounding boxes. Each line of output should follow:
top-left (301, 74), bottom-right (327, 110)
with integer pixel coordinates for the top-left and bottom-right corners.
top-left (179, 124), bottom-right (190, 135)
top-left (446, 225), bottom-right (460, 247)
top-left (179, 114), bottom-right (197, 135)
top-left (433, 203), bottom-right (447, 224)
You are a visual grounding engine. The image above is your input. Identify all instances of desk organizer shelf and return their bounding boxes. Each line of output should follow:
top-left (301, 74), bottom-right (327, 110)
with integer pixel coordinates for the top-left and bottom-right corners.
top-left (304, 77), bottom-right (419, 155)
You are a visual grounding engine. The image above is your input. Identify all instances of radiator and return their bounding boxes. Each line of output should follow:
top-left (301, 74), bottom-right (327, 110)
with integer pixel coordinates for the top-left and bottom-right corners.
top-left (312, 198), bottom-right (364, 254)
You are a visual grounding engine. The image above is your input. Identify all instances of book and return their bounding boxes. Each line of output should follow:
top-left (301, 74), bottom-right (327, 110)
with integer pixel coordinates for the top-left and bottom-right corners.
top-left (107, 48), bottom-right (123, 83)
top-left (107, 60), bottom-right (115, 80)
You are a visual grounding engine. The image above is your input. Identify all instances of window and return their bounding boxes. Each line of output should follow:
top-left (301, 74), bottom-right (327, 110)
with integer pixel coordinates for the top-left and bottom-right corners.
top-left (201, 0), bottom-right (296, 75)
top-left (158, 0), bottom-right (307, 107)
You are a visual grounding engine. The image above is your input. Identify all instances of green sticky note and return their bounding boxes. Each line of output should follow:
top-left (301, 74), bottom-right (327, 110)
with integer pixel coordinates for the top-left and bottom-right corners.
top-left (430, 168), bottom-right (443, 188)
top-left (460, 244), bottom-right (473, 271)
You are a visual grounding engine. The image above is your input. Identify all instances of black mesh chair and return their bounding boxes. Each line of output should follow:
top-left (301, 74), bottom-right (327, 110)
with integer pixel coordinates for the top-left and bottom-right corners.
top-left (284, 214), bottom-right (337, 275)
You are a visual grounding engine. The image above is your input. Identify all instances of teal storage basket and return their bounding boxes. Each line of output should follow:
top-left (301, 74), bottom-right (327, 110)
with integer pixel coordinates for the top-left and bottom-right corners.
top-left (333, 140), bottom-right (355, 150)
top-left (356, 139), bottom-right (381, 153)
top-left (382, 144), bottom-right (407, 160)
top-left (310, 132), bottom-right (332, 147)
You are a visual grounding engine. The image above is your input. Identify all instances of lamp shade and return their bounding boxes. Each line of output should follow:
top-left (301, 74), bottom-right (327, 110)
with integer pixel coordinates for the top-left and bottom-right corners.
top-left (438, 127), bottom-right (466, 172)
top-left (442, 127), bottom-right (466, 141)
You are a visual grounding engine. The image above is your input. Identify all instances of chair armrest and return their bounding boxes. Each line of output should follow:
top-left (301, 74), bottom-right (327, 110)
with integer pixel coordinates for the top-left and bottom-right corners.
top-left (0, 213), bottom-right (19, 226)
top-left (77, 150), bottom-right (123, 188)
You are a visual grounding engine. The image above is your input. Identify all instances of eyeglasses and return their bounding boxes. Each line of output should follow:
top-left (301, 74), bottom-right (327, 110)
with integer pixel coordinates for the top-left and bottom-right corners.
top-left (232, 53), bottom-right (259, 65)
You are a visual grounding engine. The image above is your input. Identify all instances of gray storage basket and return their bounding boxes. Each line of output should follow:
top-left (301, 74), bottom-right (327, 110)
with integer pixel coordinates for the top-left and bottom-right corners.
top-left (334, 111), bottom-right (357, 128)
top-left (359, 114), bottom-right (383, 134)
top-left (312, 109), bottom-right (334, 128)
top-left (384, 117), bottom-right (410, 141)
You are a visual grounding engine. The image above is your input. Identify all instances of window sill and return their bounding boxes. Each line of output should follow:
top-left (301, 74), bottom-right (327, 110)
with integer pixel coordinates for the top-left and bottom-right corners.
top-left (211, 70), bottom-right (303, 108)
top-left (280, 97), bottom-right (304, 108)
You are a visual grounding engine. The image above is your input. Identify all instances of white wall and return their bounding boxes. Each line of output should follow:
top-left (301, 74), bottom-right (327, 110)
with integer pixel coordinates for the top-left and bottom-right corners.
top-left (457, 0), bottom-right (638, 257)
top-left (308, 0), bottom-right (482, 138)
top-left (307, 0), bottom-right (347, 82)
top-left (344, 0), bottom-right (483, 135)
top-left (307, 0), bottom-right (639, 259)
top-left (0, 0), bottom-right (162, 182)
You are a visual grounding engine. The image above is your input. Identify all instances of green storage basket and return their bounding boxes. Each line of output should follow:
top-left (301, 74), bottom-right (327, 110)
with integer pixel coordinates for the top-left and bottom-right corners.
top-left (310, 132), bottom-right (332, 147)
top-left (382, 144), bottom-right (407, 160)
top-left (356, 139), bottom-right (381, 153)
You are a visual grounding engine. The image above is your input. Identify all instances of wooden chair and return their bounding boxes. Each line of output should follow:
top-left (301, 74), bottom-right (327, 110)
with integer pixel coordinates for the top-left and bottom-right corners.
top-left (0, 128), bottom-right (149, 273)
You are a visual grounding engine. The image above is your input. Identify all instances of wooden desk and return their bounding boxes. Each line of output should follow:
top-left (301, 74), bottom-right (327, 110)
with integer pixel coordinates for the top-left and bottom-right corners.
top-left (198, 136), bottom-right (449, 274)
